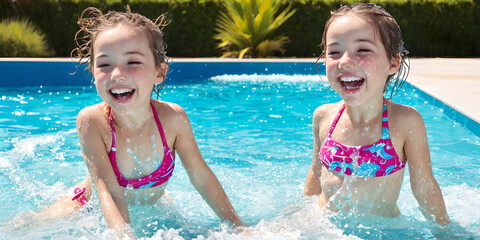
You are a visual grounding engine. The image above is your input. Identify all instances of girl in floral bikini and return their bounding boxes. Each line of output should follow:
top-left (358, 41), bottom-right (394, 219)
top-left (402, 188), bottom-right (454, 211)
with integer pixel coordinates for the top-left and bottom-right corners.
top-left (304, 3), bottom-right (449, 225)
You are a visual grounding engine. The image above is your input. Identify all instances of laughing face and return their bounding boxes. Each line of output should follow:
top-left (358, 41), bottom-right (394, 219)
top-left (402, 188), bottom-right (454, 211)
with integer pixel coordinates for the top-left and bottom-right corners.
top-left (324, 14), bottom-right (399, 106)
top-left (92, 24), bottom-right (164, 115)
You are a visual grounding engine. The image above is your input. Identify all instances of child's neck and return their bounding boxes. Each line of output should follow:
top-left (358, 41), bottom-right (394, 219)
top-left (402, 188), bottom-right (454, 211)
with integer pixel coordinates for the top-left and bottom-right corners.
top-left (111, 103), bottom-right (154, 130)
top-left (344, 97), bottom-right (384, 126)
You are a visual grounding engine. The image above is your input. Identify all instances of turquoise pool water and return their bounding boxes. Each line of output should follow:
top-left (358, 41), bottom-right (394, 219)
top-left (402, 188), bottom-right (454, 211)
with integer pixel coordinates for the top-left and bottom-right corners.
top-left (0, 70), bottom-right (479, 239)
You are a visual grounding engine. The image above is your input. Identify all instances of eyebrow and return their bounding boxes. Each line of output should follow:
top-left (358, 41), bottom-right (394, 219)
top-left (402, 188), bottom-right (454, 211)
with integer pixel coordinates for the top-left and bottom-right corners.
top-left (125, 51), bottom-right (145, 57)
top-left (326, 38), bottom-right (376, 48)
top-left (95, 54), bottom-right (108, 60)
top-left (95, 51), bottom-right (145, 60)
top-left (326, 42), bottom-right (339, 47)
top-left (355, 38), bottom-right (376, 45)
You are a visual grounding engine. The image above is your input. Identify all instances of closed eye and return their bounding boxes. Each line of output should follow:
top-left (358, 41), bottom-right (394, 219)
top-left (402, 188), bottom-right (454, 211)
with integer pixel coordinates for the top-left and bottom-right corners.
top-left (128, 61), bottom-right (142, 65)
top-left (328, 51), bottom-right (341, 56)
top-left (358, 49), bottom-right (371, 53)
top-left (97, 63), bottom-right (110, 68)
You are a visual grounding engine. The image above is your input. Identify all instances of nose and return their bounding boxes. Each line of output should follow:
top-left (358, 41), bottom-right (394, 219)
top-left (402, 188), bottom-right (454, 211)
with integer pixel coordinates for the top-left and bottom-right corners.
top-left (110, 66), bottom-right (125, 81)
top-left (338, 51), bottom-right (356, 70)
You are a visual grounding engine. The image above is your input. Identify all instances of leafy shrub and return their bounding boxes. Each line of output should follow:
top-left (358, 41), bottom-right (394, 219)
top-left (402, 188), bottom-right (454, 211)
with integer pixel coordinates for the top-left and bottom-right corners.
top-left (4, 0), bottom-right (478, 57)
top-left (0, 19), bottom-right (52, 57)
top-left (214, 0), bottom-right (296, 58)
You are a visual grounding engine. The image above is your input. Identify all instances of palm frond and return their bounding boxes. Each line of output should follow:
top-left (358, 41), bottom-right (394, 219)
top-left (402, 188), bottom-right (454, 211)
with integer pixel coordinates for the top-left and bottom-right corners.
top-left (256, 35), bottom-right (290, 57)
top-left (214, 0), bottom-right (296, 58)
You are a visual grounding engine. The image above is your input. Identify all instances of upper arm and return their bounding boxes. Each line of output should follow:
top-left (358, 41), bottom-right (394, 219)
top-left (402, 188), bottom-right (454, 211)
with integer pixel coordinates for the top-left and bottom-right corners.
top-left (400, 106), bottom-right (440, 203)
top-left (76, 107), bottom-right (119, 190)
top-left (76, 106), bottom-right (127, 222)
top-left (304, 105), bottom-right (332, 195)
top-left (402, 107), bottom-right (435, 185)
top-left (400, 106), bottom-right (449, 224)
top-left (311, 106), bottom-right (326, 175)
top-left (168, 104), bottom-right (211, 184)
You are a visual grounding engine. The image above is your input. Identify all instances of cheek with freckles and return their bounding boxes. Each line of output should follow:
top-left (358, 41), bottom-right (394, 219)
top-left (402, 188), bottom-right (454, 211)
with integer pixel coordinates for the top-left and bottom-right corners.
top-left (325, 60), bottom-right (337, 76)
top-left (325, 65), bottom-right (338, 89)
top-left (93, 70), bottom-right (108, 85)
top-left (94, 80), bottom-right (108, 101)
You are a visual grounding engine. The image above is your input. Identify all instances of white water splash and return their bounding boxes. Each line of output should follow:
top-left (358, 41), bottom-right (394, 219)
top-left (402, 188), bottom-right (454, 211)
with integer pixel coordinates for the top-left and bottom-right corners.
top-left (209, 74), bottom-right (325, 83)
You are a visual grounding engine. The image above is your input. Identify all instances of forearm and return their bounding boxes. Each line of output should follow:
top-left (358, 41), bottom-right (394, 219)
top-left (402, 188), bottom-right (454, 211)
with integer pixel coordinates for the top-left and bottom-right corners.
top-left (304, 167), bottom-right (322, 196)
top-left (100, 193), bottom-right (129, 228)
top-left (193, 173), bottom-right (244, 227)
top-left (423, 192), bottom-right (449, 225)
top-left (415, 181), bottom-right (449, 225)
top-left (95, 180), bottom-right (130, 228)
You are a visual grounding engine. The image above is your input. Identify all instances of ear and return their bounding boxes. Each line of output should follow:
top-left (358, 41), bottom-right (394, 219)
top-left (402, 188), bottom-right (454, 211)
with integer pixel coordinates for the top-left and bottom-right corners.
top-left (387, 53), bottom-right (401, 75)
top-left (154, 62), bottom-right (169, 85)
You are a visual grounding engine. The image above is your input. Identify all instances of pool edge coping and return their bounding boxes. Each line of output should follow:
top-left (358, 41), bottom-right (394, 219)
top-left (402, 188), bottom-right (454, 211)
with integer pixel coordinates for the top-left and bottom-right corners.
top-left (406, 81), bottom-right (480, 136)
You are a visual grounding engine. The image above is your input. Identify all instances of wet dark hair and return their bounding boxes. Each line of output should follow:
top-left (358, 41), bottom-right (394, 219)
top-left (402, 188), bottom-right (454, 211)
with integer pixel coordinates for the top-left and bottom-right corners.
top-left (320, 3), bottom-right (410, 98)
top-left (71, 6), bottom-right (169, 96)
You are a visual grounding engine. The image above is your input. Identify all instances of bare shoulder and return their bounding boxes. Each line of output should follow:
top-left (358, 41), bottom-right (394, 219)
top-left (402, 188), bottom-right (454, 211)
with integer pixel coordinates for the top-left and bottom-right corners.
top-left (151, 100), bottom-right (188, 121)
top-left (313, 101), bottom-right (343, 139)
top-left (76, 103), bottom-right (110, 136)
top-left (77, 102), bottom-right (108, 119)
top-left (313, 102), bottom-right (342, 122)
top-left (387, 101), bottom-right (425, 133)
top-left (151, 100), bottom-right (191, 132)
top-left (314, 101), bottom-right (343, 123)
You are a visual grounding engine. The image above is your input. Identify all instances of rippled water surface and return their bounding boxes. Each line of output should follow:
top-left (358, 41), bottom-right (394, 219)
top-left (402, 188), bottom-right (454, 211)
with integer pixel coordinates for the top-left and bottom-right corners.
top-left (1, 74), bottom-right (479, 239)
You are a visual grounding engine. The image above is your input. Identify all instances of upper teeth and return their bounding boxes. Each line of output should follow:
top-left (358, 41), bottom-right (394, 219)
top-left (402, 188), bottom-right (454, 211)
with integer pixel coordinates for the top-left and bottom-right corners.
top-left (340, 76), bottom-right (362, 82)
top-left (111, 88), bottom-right (133, 94)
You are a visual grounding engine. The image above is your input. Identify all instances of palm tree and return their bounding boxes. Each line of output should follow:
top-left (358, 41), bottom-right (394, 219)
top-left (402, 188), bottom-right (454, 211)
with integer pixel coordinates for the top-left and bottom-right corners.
top-left (214, 0), bottom-right (296, 58)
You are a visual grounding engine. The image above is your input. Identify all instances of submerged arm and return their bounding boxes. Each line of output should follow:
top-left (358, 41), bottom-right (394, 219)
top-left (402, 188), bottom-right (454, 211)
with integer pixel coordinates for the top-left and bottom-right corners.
top-left (172, 105), bottom-right (244, 227)
top-left (404, 109), bottom-right (449, 225)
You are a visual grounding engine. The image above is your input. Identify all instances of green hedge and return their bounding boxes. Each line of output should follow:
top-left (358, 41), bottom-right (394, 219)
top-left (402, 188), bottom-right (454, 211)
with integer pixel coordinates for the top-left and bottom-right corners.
top-left (1, 0), bottom-right (478, 57)
top-left (0, 19), bottom-right (52, 57)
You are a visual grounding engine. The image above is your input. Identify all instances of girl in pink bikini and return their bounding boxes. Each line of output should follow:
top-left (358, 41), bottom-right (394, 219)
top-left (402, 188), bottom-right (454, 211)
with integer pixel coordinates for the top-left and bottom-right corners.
top-left (304, 3), bottom-right (449, 225)
top-left (30, 6), bottom-right (244, 236)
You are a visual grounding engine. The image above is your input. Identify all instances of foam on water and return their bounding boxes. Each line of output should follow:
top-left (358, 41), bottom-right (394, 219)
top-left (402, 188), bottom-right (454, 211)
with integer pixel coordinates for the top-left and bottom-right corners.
top-left (209, 74), bottom-right (326, 83)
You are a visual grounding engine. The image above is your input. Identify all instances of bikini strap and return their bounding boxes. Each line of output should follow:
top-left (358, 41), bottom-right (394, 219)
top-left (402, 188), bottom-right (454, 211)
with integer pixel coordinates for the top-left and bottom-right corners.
top-left (150, 102), bottom-right (168, 147)
top-left (109, 104), bottom-right (164, 151)
top-left (382, 98), bottom-right (389, 129)
top-left (328, 104), bottom-right (346, 135)
top-left (108, 107), bottom-right (125, 182)
top-left (108, 108), bottom-right (117, 151)
top-left (330, 100), bottom-right (388, 134)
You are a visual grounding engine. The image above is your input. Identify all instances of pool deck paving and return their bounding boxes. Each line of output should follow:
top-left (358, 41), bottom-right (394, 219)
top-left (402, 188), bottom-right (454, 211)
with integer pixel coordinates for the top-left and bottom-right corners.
top-left (407, 58), bottom-right (480, 124)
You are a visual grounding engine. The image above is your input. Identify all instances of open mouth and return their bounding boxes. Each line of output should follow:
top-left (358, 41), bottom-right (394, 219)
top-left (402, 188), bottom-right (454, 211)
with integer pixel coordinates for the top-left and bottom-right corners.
top-left (340, 76), bottom-right (364, 91)
top-left (110, 88), bottom-right (135, 102)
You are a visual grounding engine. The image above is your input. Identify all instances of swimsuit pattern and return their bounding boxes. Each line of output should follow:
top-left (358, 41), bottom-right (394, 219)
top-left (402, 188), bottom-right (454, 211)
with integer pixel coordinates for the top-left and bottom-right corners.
top-left (319, 100), bottom-right (405, 177)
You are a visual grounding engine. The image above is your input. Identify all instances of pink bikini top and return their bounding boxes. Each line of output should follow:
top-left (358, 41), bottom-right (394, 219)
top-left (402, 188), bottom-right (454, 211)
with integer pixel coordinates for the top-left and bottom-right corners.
top-left (108, 102), bottom-right (175, 189)
top-left (319, 100), bottom-right (405, 177)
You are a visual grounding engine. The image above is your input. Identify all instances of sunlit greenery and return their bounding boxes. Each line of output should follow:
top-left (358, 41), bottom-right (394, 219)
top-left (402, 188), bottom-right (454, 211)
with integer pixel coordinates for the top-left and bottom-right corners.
top-left (214, 0), bottom-right (296, 58)
top-left (0, 19), bottom-right (52, 57)
top-left (1, 0), bottom-right (477, 57)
